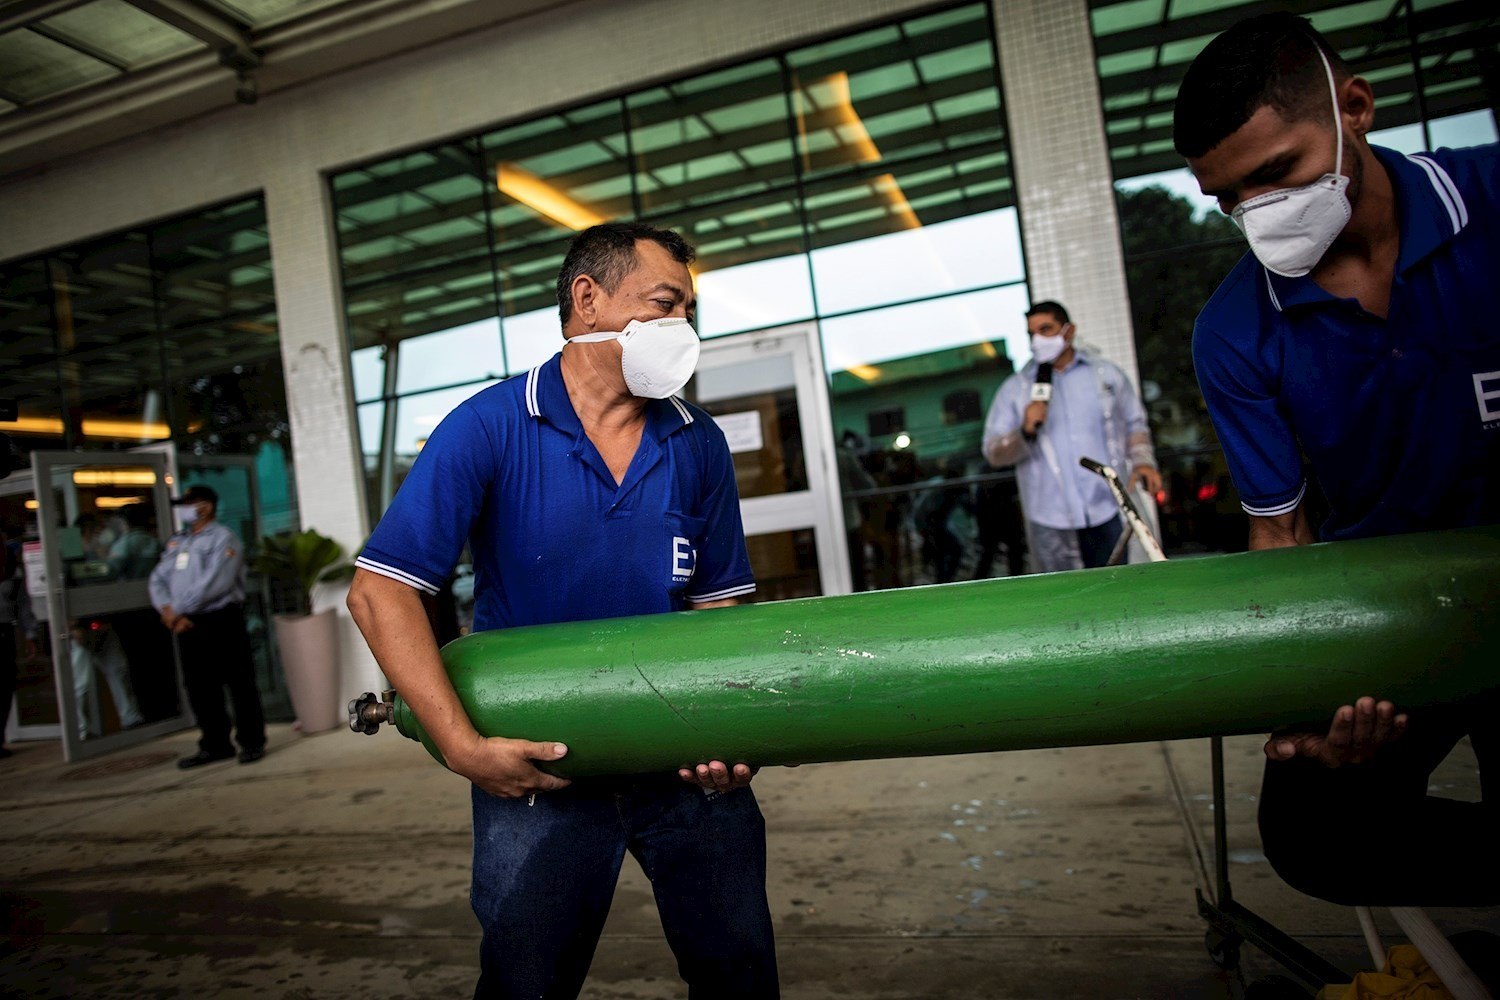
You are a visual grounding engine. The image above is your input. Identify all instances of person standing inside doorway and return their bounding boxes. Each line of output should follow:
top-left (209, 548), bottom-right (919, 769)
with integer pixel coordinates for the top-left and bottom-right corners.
top-left (149, 485), bottom-right (266, 768)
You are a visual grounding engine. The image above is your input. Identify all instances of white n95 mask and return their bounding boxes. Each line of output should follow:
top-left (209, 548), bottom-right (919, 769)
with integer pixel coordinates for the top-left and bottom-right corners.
top-left (1229, 44), bottom-right (1351, 278)
top-left (1031, 333), bottom-right (1067, 365)
top-left (569, 317), bottom-right (701, 399)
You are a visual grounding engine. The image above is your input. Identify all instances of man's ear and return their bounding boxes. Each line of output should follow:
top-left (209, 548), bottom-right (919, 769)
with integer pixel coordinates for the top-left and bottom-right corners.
top-left (1340, 75), bottom-right (1377, 136)
top-left (572, 274), bottom-right (600, 328)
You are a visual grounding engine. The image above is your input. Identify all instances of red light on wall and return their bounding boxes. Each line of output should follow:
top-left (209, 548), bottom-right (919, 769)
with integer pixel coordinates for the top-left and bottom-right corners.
top-left (1197, 483), bottom-right (1220, 503)
top-left (1155, 490), bottom-right (1168, 505)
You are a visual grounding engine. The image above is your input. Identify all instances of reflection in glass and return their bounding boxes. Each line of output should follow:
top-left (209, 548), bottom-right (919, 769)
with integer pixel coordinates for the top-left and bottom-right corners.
top-left (628, 59), bottom-right (795, 216)
top-left (819, 284), bottom-right (1030, 377)
top-left (351, 344), bottom-right (385, 403)
top-left (389, 382), bottom-right (500, 495)
top-left (829, 335), bottom-right (1023, 591)
top-left (484, 100), bottom-right (633, 322)
top-left (395, 318), bottom-right (503, 395)
top-left (0, 260), bottom-right (69, 453)
top-left (695, 255), bottom-right (815, 339)
top-left (331, 2), bottom-right (1025, 606)
top-left (745, 529), bottom-right (822, 602)
top-left (810, 209), bottom-right (1022, 316)
top-left (502, 307), bottom-right (564, 374)
top-left (686, 354), bottom-right (807, 501)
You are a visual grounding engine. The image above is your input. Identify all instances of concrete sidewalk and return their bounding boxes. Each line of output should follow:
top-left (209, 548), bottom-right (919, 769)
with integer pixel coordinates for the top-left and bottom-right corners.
top-left (0, 723), bottom-right (1492, 998)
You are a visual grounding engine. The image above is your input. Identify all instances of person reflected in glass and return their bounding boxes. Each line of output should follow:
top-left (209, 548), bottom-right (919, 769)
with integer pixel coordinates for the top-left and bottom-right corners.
top-left (836, 431), bottom-right (877, 591)
top-left (107, 502), bottom-right (162, 580)
top-left (912, 456), bottom-right (971, 584)
top-left (0, 524), bottom-right (40, 760)
top-left (67, 514), bottom-right (144, 738)
top-left (981, 301), bottom-right (1162, 572)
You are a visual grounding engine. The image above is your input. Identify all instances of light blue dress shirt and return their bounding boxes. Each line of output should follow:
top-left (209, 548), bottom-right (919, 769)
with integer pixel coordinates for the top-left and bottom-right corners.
top-left (982, 352), bottom-right (1149, 531)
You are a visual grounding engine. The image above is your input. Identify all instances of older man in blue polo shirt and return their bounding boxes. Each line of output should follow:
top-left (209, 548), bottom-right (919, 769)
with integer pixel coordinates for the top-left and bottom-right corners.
top-left (347, 222), bottom-right (776, 999)
top-left (1177, 13), bottom-right (1500, 904)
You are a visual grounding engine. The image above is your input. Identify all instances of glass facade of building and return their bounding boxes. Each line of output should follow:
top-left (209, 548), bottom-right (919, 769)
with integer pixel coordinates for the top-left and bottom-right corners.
top-left (1092, 0), bottom-right (1499, 553)
top-left (333, 2), bottom-right (1030, 591)
top-left (0, 197), bottom-right (300, 719)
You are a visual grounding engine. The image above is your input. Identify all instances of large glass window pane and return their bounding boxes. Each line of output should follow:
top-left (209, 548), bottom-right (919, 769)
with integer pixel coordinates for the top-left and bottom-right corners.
top-left (47, 233), bottom-right (169, 450)
top-left (790, 5), bottom-right (1014, 315)
top-left (0, 260), bottom-right (67, 453)
top-left (334, 140), bottom-right (500, 359)
top-left (351, 344), bottom-right (385, 404)
top-left (502, 307), bottom-right (565, 374)
top-left (695, 254), bottom-right (815, 338)
top-left (823, 287), bottom-right (1027, 592)
top-left (787, 6), bottom-right (1006, 185)
top-left (483, 101), bottom-right (632, 331)
top-left (810, 205), bottom-right (1022, 316)
top-left (819, 284), bottom-right (1030, 378)
top-left (394, 319), bottom-right (503, 396)
top-left (389, 382), bottom-right (499, 496)
top-left (628, 59), bottom-right (796, 217)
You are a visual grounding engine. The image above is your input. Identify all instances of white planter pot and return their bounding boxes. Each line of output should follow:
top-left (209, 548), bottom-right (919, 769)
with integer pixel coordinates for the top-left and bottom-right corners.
top-left (273, 609), bottom-right (342, 735)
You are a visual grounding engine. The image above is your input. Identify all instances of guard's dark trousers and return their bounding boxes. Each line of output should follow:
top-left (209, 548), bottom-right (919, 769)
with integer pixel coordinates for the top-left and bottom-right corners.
top-left (178, 603), bottom-right (265, 756)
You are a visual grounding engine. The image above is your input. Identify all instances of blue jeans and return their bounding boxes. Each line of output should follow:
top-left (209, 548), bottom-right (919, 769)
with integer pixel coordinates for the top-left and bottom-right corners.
top-left (1077, 515), bottom-right (1125, 569)
top-left (470, 775), bottom-right (779, 1000)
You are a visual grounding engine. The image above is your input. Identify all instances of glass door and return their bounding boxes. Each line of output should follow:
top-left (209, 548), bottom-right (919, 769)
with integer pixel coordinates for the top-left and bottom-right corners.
top-left (685, 323), bottom-right (850, 600)
top-left (1, 468), bottom-right (63, 743)
top-left (30, 450), bottom-right (190, 761)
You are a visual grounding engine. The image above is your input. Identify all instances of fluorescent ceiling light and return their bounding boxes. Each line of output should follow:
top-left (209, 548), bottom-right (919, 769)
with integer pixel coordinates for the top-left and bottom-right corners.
top-left (73, 469), bottom-right (158, 486)
top-left (497, 163), bottom-right (605, 231)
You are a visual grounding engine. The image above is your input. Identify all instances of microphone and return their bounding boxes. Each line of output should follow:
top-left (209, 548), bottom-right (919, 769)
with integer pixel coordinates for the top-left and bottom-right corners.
top-left (1023, 363), bottom-right (1053, 441)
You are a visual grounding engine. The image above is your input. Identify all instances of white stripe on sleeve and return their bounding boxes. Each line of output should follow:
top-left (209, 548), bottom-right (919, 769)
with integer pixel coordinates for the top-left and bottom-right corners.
top-left (355, 556), bottom-right (442, 595)
top-left (1240, 481), bottom-right (1307, 518)
top-left (686, 582), bottom-right (757, 603)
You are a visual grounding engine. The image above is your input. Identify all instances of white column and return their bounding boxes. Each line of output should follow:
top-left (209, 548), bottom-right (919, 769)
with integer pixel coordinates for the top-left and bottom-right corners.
top-left (264, 168), bottom-right (384, 698)
top-left (993, 0), bottom-right (1141, 386)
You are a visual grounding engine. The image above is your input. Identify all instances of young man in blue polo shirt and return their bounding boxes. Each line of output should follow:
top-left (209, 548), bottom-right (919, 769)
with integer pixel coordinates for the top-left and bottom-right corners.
top-left (347, 222), bottom-right (777, 998)
top-left (1176, 13), bottom-right (1499, 904)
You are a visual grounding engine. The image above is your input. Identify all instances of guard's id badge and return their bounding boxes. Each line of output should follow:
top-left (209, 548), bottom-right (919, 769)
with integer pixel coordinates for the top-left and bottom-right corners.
top-left (175, 551), bottom-right (190, 571)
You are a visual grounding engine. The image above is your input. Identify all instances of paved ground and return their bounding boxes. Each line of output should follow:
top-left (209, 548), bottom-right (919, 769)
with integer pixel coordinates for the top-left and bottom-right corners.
top-left (0, 723), bottom-right (1492, 998)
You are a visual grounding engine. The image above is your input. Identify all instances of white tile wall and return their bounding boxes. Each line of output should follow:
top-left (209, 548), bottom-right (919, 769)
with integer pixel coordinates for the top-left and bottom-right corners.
top-left (993, 0), bottom-right (1141, 387)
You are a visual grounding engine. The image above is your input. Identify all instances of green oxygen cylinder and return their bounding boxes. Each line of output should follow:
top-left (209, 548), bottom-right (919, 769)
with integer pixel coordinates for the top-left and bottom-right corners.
top-left (349, 526), bottom-right (1500, 778)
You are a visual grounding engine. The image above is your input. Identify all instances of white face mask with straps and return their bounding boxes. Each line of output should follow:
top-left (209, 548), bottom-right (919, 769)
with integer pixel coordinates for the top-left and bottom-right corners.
top-left (569, 316), bottom-right (701, 399)
top-left (1229, 44), bottom-right (1352, 278)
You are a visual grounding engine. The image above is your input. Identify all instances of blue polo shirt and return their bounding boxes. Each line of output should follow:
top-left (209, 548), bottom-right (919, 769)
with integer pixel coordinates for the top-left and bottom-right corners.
top-left (1193, 143), bottom-right (1500, 541)
top-left (357, 355), bottom-right (755, 631)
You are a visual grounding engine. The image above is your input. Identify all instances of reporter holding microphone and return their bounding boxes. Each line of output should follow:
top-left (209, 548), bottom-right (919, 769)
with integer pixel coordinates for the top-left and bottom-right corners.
top-left (981, 301), bottom-right (1162, 573)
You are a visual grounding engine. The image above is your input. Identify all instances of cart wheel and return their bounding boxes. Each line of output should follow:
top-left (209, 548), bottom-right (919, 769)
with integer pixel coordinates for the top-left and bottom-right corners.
top-left (1205, 928), bottom-right (1242, 971)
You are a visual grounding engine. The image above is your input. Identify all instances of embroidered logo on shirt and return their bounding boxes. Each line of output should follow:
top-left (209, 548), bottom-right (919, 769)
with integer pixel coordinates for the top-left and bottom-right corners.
top-left (1474, 371), bottom-right (1500, 428)
top-left (671, 536), bottom-right (696, 581)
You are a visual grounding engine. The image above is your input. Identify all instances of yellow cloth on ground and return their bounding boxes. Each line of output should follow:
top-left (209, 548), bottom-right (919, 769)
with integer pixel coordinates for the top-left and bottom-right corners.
top-left (1316, 944), bottom-right (1453, 1000)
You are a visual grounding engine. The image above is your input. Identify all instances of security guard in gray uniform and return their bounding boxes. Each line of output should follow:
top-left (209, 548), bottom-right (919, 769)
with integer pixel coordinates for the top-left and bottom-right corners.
top-left (149, 485), bottom-right (266, 768)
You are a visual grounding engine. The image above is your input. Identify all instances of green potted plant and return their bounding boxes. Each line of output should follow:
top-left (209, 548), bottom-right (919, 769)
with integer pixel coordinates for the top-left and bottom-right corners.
top-left (251, 529), bottom-right (356, 735)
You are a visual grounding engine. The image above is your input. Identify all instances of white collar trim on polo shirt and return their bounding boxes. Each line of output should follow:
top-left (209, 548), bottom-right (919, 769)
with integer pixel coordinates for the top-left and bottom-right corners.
top-left (1405, 153), bottom-right (1468, 235)
top-left (525, 362), bottom-right (693, 429)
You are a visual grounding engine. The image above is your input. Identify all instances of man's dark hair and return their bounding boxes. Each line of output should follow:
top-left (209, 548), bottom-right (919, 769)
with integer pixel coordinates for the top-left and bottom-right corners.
top-left (555, 221), bottom-right (696, 326)
top-left (1026, 300), bottom-right (1071, 326)
top-left (1173, 13), bottom-right (1348, 159)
